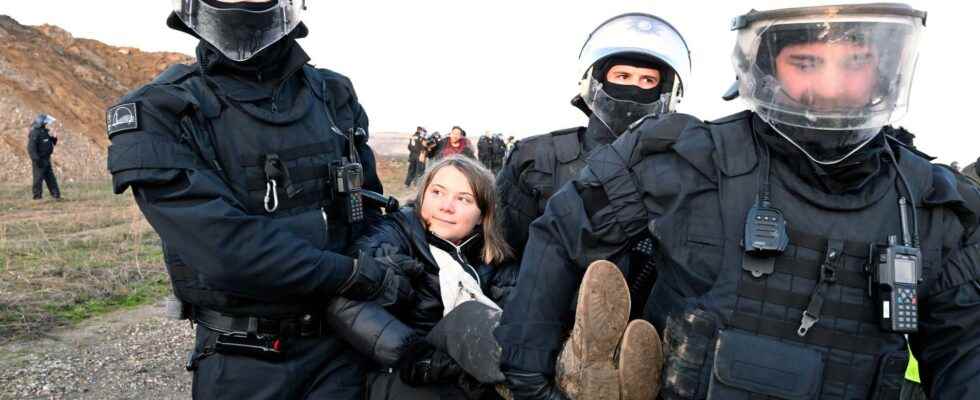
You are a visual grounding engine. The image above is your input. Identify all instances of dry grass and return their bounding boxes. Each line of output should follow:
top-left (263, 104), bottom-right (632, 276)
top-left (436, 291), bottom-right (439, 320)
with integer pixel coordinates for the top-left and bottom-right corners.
top-left (0, 180), bottom-right (166, 343)
top-left (0, 156), bottom-right (411, 343)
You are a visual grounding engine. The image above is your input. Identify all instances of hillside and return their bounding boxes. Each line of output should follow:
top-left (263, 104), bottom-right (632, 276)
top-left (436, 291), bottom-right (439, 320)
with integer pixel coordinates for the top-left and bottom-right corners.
top-left (0, 16), bottom-right (193, 184)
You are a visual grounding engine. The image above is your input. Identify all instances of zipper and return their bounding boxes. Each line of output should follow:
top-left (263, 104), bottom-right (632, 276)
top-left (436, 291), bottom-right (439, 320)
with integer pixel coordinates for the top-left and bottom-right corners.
top-left (321, 208), bottom-right (329, 246)
top-left (450, 235), bottom-right (482, 286)
top-left (271, 65), bottom-right (301, 114)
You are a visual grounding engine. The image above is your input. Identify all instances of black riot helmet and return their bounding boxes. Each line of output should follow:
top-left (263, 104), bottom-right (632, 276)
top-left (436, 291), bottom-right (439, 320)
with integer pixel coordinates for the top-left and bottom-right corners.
top-left (732, 3), bottom-right (926, 165)
top-left (575, 13), bottom-right (692, 136)
top-left (170, 0), bottom-right (308, 62)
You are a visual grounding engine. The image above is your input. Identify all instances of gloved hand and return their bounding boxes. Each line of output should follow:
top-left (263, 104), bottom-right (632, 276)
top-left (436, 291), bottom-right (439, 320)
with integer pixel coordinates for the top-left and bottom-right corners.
top-left (339, 251), bottom-right (423, 306)
top-left (503, 368), bottom-right (569, 400)
top-left (399, 341), bottom-right (464, 387)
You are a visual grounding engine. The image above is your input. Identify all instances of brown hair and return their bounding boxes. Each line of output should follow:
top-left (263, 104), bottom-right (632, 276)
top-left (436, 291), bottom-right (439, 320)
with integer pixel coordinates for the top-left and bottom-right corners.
top-left (414, 155), bottom-right (513, 264)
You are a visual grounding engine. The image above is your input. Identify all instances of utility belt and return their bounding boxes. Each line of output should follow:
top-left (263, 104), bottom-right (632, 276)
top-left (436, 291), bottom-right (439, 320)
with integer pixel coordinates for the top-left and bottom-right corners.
top-left (185, 307), bottom-right (328, 363)
top-left (193, 307), bottom-right (326, 338)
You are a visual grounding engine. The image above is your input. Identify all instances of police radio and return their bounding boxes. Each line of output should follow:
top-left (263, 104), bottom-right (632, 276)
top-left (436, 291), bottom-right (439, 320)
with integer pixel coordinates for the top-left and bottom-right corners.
top-left (869, 235), bottom-right (920, 333)
top-left (868, 195), bottom-right (921, 333)
top-left (332, 158), bottom-right (365, 224)
top-left (742, 157), bottom-right (789, 278)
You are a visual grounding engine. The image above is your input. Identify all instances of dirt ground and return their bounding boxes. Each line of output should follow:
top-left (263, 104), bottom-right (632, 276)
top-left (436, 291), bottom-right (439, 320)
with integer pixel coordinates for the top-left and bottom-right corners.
top-left (0, 155), bottom-right (418, 399)
top-left (0, 302), bottom-right (192, 400)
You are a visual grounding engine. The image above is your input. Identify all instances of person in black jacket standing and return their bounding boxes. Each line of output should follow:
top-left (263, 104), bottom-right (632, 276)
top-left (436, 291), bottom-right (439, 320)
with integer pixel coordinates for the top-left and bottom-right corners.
top-left (489, 133), bottom-right (506, 174)
top-left (106, 1), bottom-right (419, 399)
top-left (478, 132), bottom-right (494, 169)
top-left (406, 127), bottom-right (427, 187)
top-left (27, 113), bottom-right (61, 200)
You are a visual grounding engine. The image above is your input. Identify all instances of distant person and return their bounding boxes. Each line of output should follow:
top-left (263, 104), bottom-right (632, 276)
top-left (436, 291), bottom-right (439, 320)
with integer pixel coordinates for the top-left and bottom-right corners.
top-left (418, 130), bottom-right (441, 171)
top-left (490, 133), bottom-right (507, 173)
top-left (405, 126), bottom-right (426, 187)
top-left (27, 113), bottom-right (61, 200)
top-left (504, 136), bottom-right (516, 160)
top-left (436, 126), bottom-right (475, 160)
top-left (478, 131), bottom-right (494, 169)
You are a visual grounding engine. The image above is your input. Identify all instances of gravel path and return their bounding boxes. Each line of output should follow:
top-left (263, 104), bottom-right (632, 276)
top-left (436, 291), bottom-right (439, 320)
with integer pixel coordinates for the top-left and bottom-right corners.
top-left (0, 303), bottom-right (193, 399)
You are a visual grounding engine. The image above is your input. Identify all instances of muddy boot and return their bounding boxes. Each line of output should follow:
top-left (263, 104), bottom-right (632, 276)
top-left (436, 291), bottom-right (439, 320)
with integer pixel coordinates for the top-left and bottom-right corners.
top-left (618, 319), bottom-right (663, 400)
top-left (556, 260), bottom-right (631, 400)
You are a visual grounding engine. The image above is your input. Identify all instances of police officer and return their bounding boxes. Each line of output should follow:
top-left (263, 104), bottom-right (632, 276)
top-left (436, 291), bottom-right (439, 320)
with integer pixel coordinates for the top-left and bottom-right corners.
top-left (497, 3), bottom-right (980, 399)
top-left (490, 133), bottom-right (507, 173)
top-left (106, 1), bottom-right (420, 398)
top-left (406, 127), bottom-right (426, 187)
top-left (478, 131), bottom-right (494, 169)
top-left (27, 113), bottom-right (61, 200)
top-left (496, 12), bottom-right (691, 316)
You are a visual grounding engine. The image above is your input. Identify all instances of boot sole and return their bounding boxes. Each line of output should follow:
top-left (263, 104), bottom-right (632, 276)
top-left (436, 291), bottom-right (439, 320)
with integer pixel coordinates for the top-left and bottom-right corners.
top-left (618, 319), bottom-right (663, 400)
top-left (558, 260), bottom-right (631, 399)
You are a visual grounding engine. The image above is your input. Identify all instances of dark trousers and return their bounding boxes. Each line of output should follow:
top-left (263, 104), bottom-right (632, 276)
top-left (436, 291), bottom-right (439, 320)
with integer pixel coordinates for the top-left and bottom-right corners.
top-left (405, 156), bottom-right (422, 186)
top-left (190, 324), bottom-right (367, 400)
top-left (32, 160), bottom-right (60, 199)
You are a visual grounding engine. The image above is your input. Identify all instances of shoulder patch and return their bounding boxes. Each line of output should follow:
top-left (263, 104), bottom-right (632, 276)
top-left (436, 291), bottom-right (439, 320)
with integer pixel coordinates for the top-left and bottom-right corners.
top-left (106, 102), bottom-right (140, 139)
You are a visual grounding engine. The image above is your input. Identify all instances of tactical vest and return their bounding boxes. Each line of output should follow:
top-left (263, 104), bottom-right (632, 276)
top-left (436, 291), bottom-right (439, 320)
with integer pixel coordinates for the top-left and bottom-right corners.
top-left (522, 127), bottom-right (589, 213)
top-left (524, 126), bottom-right (656, 316)
top-left (148, 64), bottom-right (359, 317)
top-left (629, 114), bottom-right (954, 400)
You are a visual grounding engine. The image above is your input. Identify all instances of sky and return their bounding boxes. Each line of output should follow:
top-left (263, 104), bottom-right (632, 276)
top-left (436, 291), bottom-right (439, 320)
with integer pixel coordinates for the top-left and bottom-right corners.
top-left (3, 1), bottom-right (979, 164)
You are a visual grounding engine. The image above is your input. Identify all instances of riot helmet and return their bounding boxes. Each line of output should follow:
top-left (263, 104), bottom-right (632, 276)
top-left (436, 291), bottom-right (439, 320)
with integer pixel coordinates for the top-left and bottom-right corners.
top-left (33, 114), bottom-right (56, 128)
top-left (170, 0), bottom-right (308, 62)
top-left (577, 13), bottom-right (692, 135)
top-left (732, 3), bottom-right (926, 165)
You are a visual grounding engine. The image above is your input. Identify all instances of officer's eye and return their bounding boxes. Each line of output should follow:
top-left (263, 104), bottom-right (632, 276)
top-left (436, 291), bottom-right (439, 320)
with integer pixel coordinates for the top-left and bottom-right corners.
top-left (787, 55), bottom-right (821, 72)
top-left (843, 53), bottom-right (874, 70)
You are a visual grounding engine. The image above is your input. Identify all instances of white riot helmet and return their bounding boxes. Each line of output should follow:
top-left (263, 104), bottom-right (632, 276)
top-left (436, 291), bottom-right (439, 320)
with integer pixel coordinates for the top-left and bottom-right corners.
top-left (732, 3), bottom-right (926, 164)
top-left (171, 0), bottom-right (308, 62)
top-left (577, 13), bottom-right (692, 135)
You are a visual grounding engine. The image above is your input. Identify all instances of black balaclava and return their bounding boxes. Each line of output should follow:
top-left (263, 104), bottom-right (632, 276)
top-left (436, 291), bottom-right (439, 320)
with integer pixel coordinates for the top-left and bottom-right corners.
top-left (594, 55), bottom-right (664, 103)
top-left (753, 114), bottom-right (888, 196)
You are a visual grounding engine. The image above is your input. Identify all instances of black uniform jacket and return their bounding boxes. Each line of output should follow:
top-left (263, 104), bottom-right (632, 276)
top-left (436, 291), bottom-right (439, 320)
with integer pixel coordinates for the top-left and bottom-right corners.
top-left (106, 39), bottom-right (382, 317)
top-left (496, 112), bottom-right (980, 399)
top-left (27, 125), bottom-right (57, 163)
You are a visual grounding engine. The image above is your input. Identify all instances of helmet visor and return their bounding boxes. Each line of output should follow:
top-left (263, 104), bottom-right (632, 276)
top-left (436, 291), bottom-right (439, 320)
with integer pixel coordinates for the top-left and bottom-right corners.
top-left (584, 76), bottom-right (670, 136)
top-left (734, 8), bottom-right (923, 131)
top-left (172, 0), bottom-right (306, 62)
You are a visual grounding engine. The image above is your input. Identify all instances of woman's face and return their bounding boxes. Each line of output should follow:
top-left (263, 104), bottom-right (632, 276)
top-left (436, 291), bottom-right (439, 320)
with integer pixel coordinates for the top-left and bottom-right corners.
top-left (419, 166), bottom-right (482, 243)
top-left (450, 128), bottom-right (462, 143)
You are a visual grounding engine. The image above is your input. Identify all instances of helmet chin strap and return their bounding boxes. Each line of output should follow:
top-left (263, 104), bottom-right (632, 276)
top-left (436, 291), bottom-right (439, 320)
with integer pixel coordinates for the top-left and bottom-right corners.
top-left (764, 118), bottom-right (880, 166)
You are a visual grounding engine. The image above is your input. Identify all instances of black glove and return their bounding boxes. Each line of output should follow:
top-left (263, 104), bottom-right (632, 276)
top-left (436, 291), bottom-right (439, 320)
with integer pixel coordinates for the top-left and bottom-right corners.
top-left (339, 251), bottom-right (422, 306)
top-left (503, 368), bottom-right (569, 400)
top-left (399, 341), bottom-right (464, 387)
